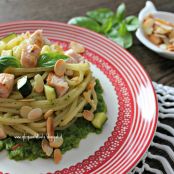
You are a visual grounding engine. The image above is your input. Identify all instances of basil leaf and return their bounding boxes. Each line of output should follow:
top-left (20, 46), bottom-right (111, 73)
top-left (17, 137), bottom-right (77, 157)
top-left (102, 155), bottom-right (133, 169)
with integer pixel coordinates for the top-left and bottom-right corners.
top-left (68, 3), bottom-right (137, 49)
top-left (107, 30), bottom-right (124, 47)
top-left (122, 32), bottom-right (133, 48)
top-left (68, 17), bottom-right (101, 32)
top-left (101, 17), bottom-right (113, 34)
top-left (0, 56), bottom-right (21, 73)
top-left (118, 21), bottom-right (127, 36)
top-left (115, 3), bottom-right (126, 22)
top-left (110, 34), bottom-right (132, 48)
top-left (112, 37), bottom-right (124, 47)
top-left (86, 8), bottom-right (114, 24)
top-left (125, 16), bottom-right (139, 31)
top-left (107, 27), bottom-right (132, 48)
top-left (38, 53), bottom-right (68, 67)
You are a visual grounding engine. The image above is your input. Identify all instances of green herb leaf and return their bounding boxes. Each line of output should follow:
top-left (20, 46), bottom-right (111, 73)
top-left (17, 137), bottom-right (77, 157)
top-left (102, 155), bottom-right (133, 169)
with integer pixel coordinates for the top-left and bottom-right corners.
top-left (38, 53), bottom-right (69, 67)
top-left (0, 56), bottom-right (21, 73)
top-left (115, 3), bottom-right (126, 22)
top-left (86, 8), bottom-right (114, 24)
top-left (68, 3), bottom-right (137, 49)
top-left (95, 79), bottom-right (107, 113)
top-left (118, 21), bottom-right (127, 36)
top-left (107, 29), bottom-right (122, 46)
top-left (95, 79), bottom-right (103, 94)
top-left (2, 137), bottom-right (47, 161)
top-left (101, 17), bottom-right (113, 34)
top-left (113, 37), bottom-right (124, 47)
top-left (110, 34), bottom-right (132, 48)
top-left (68, 17), bottom-right (101, 32)
top-left (122, 32), bottom-right (133, 48)
top-left (125, 16), bottom-right (139, 31)
top-left (108, 27), bottom-right (133, 48)
top-left (107, 29), bottom-right (118, 39)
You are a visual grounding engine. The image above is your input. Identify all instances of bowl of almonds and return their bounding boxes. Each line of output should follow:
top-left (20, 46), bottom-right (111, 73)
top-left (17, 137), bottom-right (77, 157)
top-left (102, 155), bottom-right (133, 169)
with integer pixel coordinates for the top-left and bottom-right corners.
top-left (136, 1), bottom-right (174, 59)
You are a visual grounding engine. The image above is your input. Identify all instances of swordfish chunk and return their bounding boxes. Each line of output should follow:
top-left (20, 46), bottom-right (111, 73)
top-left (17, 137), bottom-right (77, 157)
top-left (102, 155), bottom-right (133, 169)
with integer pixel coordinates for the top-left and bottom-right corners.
top-left (0, 73), bottom-right (14, 98)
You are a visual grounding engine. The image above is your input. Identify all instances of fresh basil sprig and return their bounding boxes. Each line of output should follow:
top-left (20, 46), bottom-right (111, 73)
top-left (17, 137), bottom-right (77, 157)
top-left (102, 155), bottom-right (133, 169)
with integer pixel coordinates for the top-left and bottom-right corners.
top-left (68, 3), bottom-right (139, 48)
top-left (0, 56), bottom-right (21, 73)
top-left (86, 8), bottom-right (114, 24)
top-left (38, 53), bottom-right (69, 67)
top-left (68, 17), bottom-right (101, 33)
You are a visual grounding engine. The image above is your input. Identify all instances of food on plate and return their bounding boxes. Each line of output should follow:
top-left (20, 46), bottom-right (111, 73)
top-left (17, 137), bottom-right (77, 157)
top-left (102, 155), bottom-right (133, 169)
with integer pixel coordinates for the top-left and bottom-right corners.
top-left (142, 14), bottom-right (174, 51)
top-left (0, 30), bottom-right (107, 163)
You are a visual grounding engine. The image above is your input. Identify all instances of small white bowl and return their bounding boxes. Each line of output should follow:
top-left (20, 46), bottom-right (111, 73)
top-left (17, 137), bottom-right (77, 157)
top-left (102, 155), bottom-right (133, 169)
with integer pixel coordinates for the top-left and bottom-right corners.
top-left (136, 1), bottom-right (174, 59)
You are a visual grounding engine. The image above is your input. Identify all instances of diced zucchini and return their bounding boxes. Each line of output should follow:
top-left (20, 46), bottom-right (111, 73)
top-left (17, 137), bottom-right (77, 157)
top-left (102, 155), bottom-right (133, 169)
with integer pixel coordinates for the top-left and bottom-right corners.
top-left (1, 50), bottom-right (13, 56)
top-left (0, 41), bottom-right (6, 54)
top-left (92, 112), bottom-right (107, 129)
top-left (1, 33), bottom-right (17, 43)
top-left (17, 76), bottom-right (32, 98)
top-left (40, 44), bottom-right (64, 55)
top-left (12, 46), bottom-right (19, 59)
top-left (41, 45), bottom-right (52, 54)
top-left (6, 35), bottom-right (24, 50)
top-left (44, 85), bottom-right (56, 100)
top-left (13, 40), bottom-right (27, 59)
top-left (12, 46), bottom-right (22, 59)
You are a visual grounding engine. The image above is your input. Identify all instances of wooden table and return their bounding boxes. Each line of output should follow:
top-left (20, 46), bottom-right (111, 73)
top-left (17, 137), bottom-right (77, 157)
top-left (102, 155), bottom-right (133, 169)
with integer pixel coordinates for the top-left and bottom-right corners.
top-left (0, 0), bottom-right (174, 85)
top-left (0, 0), bottom-right (173, 173)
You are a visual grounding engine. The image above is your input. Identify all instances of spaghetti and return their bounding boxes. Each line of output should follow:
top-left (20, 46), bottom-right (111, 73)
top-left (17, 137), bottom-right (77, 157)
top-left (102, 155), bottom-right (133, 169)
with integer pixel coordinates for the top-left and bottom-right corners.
top-left (0, 30), bottom-right (107, 163)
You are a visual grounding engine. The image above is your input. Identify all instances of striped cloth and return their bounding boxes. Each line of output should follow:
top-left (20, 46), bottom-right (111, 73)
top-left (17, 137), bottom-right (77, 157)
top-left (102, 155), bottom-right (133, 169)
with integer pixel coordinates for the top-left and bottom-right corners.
top-left (130, 82), bottom-right (174, 174)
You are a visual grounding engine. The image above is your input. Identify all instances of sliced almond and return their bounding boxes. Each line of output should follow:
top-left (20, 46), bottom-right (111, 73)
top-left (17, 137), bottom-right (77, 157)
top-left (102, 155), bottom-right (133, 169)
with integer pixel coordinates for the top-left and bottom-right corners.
top-left (34, 74), bottom-right (44, 93)
top-left (44, 109), bottom-right (54, 120)
top-left (154, 26), bottom-right (168, 35)
top-left (28, 108), bottom-right (43, 120)
top-left (169, 30), bottom-right (174, 39)
top-left (156, 18), bottom-right (174, 27)
top-left (83, 110), bottom-right (94, 121)
top-left (142, 18), bottom-right (154, 35)
top-left (41, 139), bottom-right (53, 156)
top-left (54, 149), bottom-right (62, 164)
top-left (20, 106), bottom-right (33, 118)
top-left (169, 38), bottom-right (174, 43)
top-left (0, 125), bottom-right (7, 139)
top-left (148, 34), bottom-right (162, 45)
top-left (49, 135), bottom-right (63, 148)
top-left (155, 21), bottom-right (173, 32)
top-left (154, 33), bottom-right (167, 39)
top-left (167, 44), bottom-right (174, 51)
top-left (54, 59), bottom-right (66, 77)
top-left (163, 37), bottom-right (169, 44)
top-left (47, 117), bottom-right (54, 142)
top-left (70, 41), bottom-right (85, 54)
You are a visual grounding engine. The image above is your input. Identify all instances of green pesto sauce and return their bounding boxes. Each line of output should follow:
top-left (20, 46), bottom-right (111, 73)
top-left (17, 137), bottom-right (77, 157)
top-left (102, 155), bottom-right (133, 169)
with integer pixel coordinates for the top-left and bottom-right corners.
top-left (0, 79), bottom-right (107, 161)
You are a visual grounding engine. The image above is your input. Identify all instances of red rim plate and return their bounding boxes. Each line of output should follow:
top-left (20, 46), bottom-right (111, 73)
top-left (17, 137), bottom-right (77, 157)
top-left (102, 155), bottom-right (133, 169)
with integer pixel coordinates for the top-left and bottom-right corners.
top-left (0, 21), bottom-right (158, 174)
